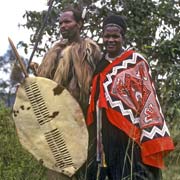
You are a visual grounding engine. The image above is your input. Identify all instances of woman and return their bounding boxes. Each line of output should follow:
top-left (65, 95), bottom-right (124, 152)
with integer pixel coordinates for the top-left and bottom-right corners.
top-left (86, 14), bottom-right (174, 180)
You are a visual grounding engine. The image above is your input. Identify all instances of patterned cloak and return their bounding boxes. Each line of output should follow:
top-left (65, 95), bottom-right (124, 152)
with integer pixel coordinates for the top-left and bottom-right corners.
top-left (87, 49), bottom-right (174, 168)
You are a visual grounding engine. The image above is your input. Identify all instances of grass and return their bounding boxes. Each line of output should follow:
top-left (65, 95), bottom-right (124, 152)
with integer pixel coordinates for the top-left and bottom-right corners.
top-left (162, 130), bottom-right (180, 180)
top-left (0, 102), bottom-right (47, 180)
top-left (0, 101), bottom-right (179, 179)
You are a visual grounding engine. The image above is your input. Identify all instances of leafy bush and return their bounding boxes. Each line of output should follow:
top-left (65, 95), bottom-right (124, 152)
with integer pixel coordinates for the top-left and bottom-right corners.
top-left (162, 131), bottom-right (180, 180)
top-left (0, 101), bottom-right (47, 180)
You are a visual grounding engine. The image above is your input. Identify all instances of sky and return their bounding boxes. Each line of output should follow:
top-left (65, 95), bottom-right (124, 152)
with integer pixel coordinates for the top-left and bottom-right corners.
top-left (0, 0), bottom-right (48, 58)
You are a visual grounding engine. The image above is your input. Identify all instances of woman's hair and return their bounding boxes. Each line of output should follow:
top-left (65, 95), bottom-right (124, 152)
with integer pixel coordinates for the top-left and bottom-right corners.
top-left (103, 14), bottom-right (127, 37)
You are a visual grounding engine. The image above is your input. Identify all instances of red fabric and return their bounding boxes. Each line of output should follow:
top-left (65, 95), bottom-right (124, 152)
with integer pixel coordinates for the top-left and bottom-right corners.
top-left (87, 50), bottom-right (134, 125)
top-left (106, 107), bottom-right (174, 168)
top-left (86, 75), bottom-right (98, 126)
top-left (141, 137), bottom-right (174, 168)
top-left (99, 73), bottom-right (108, 109)
top-left (100, 50), bottom-right (135, 76)
top-left (86, 49), bottom-right (174, 168)
top-left (106, 107), bottom-right (141, 143)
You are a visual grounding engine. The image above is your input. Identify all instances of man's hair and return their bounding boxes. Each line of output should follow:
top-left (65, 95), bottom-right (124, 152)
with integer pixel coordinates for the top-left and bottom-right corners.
top-left (62, 5), bottom-right (83, 23)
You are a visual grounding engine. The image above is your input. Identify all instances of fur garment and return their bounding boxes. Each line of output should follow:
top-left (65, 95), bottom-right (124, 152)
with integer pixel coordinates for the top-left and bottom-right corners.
top-left (38, 38), bottom-right (102, 114)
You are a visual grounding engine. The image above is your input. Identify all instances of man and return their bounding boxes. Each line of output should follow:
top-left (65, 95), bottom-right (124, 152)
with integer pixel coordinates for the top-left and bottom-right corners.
top-left (31, 5), bottom-right (101, 180)
top-left (32, 6), bottom-right (101, 114)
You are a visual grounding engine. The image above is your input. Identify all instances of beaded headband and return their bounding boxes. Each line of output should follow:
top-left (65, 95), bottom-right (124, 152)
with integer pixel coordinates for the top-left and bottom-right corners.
top-left (103, 23), bottom-right (122, 30)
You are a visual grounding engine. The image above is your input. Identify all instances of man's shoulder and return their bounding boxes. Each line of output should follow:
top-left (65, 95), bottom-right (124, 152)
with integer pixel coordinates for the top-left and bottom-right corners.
top-left (46, 40), bottom-right (68, 54)
top-left (83, 38), bottom-right (99, 46)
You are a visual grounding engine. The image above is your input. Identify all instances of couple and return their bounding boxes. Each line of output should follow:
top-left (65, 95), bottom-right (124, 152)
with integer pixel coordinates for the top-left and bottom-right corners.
top-left (31, 6), bottom-right (174, 180)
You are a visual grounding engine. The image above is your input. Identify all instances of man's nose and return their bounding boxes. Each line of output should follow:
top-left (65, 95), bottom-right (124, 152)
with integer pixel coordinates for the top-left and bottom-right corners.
top-left (60, 22), bottom-right (66, 29)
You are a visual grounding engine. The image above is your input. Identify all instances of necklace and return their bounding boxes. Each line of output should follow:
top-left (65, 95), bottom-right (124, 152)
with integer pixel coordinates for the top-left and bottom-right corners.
top-left (105, 50), bottom-right (124, 63)
top-left (105, 54), bottom-right (115, 63)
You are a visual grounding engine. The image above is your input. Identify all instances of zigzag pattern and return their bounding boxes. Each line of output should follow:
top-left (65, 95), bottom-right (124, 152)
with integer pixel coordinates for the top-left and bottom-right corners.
top-left (103, 53), bottom-right (139, 124)
top-left (137, 54), bottom-right (166, 126)
top-left (135, 53), bottom-right (165, 121)
top-left (101, 51), bottom-right (170, 141)
top-left (140, 123), bottom-right (170, 141)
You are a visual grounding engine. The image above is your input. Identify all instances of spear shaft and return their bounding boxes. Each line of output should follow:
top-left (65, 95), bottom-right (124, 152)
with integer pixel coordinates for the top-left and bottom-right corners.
top-left (8, 37), bottom-right (29, 78)
top-left (27, 0), bottom-right (55, 72)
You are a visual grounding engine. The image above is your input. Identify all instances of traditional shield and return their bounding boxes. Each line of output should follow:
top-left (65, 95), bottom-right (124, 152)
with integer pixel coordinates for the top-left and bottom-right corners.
top-left (12, 76), bottom-right (88, 177)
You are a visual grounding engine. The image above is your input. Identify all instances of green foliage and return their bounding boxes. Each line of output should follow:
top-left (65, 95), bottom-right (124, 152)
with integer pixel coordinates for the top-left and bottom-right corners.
top-left (0, 101), bottom-right (47, 179)
top-left (6, 0), bottom-right (180, 179)
top-left (163, 131), bottom-right (180, 180)
top-left (0, 49), bottom-right (27, 95)
top-left (20, 0), bottom-right (180, 123)
top-left (0, 50), bottom-right (15, 94)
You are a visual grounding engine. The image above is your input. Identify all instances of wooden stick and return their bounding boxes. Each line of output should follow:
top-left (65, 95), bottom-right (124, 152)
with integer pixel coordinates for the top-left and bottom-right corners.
top-left (8, 37), bottom-right (29, 78)
top-left (27, 0), bottom-right (55, 72)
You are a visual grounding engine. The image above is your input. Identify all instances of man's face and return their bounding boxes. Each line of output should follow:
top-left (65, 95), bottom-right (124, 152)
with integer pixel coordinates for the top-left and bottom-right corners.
top-left (59, 11), bottom-right (80, 40)
top-left (103, 26), bottom-right (123, 57)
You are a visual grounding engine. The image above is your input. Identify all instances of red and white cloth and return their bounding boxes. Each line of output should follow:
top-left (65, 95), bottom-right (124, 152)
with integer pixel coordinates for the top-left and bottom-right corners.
top-left (87, 49), bottom-right (174, 168)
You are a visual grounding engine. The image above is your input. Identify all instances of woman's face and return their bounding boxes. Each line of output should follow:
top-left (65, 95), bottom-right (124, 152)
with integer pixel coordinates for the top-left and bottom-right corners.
top-left (103, 26), bottom-right (124, 58)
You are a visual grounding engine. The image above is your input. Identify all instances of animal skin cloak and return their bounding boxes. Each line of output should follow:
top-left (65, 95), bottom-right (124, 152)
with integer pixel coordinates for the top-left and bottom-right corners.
top-left (37, 38), bottom-right (102, 114)
top-left (36, 38), bottom-right (101, 180)
top-left (87, 49), bottom-right (174, 168)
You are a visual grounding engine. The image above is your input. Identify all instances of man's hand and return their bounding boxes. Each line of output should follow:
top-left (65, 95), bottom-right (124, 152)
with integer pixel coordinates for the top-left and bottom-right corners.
top-left (29, 62), bottom-right (39, 76)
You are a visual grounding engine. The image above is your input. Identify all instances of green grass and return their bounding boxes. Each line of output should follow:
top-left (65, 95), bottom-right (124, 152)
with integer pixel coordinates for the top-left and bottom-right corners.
top-left (162, 131), bottom-right (180, 180)
top-left (0, 101), bottom-right (179, 180)
top-left (0, 102), bottom-right (47, 180)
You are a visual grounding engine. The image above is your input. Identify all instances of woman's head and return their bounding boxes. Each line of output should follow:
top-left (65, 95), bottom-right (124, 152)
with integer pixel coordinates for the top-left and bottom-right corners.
top-left (103, 15), bottom-right (127, 38)
top-left (102, 15), bottom-right (127, 58)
